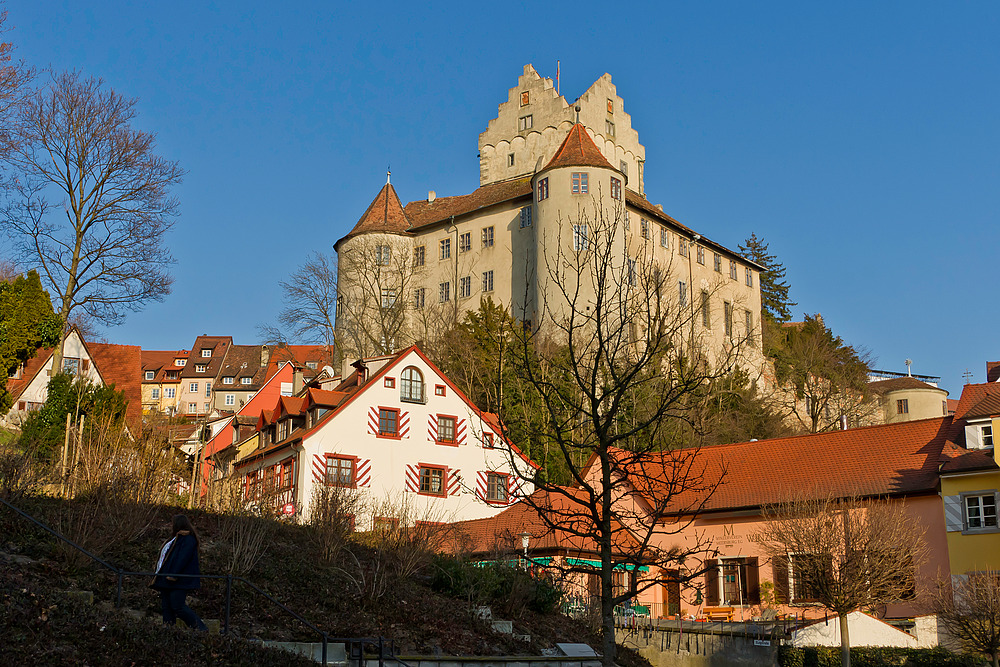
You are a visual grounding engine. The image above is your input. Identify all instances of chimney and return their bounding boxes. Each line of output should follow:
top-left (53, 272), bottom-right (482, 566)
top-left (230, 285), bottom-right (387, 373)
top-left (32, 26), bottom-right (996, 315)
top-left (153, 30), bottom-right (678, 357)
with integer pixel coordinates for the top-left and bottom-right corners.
top-left (293, 366), bottom-right (305, 395)
top-left (260, 344), bottom-right (270, 368)
top-left (840, 414), bottom-right (848, 430)
top-left (654, 204), bottom-right (663, 212)
top-left (351, 358), bottom-right (368, 386)
top-left (427, 190), bottom-right (436, 202)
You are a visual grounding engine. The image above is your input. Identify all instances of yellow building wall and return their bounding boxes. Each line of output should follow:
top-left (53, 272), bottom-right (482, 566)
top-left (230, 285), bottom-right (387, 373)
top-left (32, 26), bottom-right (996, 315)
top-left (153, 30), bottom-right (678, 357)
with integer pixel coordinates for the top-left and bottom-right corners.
top-left (942, 469), bottom-right (1000, 574)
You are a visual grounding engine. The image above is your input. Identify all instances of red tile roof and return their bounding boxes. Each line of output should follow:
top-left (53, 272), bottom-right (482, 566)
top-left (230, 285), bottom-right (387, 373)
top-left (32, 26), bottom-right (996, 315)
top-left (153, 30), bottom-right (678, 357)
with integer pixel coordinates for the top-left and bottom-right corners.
top-left (141, 349), bottom-right (188, 383)
top-left (403, 177), bottom-right (533, 231)
top-left (447, 488), bottom-right (642, 557)
top-left (89, 342), bottom-right (144, 433)
top-left (335, 182), bottom-right (411, 250)
top-left (542, 124), bottom-right (617, 173)
top-left (953, 383), bottom-right (1000, 421)
top-left (962, 393), bottom-right (1000, 421)
top-left (180, 336), bottom-right (233, 379)
top-left (626, 417), bottom-right (957, 515)
top-left (987, 362), bottom-right (1000, 383)
top-left (939, 440), bottom-right (999, 474)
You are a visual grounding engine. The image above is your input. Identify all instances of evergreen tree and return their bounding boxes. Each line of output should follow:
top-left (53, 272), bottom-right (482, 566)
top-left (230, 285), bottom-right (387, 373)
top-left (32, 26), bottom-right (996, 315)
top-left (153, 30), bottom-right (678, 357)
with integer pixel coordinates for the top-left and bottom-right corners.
top-left (738, 233), bottom-right (796, 323)
top-left (0, 270), bottom-right (63, 412)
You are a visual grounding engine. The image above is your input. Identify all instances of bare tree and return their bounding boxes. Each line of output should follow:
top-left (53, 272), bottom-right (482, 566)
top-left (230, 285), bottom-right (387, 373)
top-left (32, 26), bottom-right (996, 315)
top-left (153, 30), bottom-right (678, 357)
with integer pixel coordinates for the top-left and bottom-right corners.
top-left (935, 570), bottom-right (1000, 667)
top-left (497, 193), bottom-right (756, 667)
top-left (335, 235), bottom-right (415, 362)
top-left (2, 71), bottom-right (183, 368)
top-left (756, 494), bottom-right (928, 667)
top-left (269, 250), bottom-right (338, 350)
top-left (0, 9), bottom-right (33, 160)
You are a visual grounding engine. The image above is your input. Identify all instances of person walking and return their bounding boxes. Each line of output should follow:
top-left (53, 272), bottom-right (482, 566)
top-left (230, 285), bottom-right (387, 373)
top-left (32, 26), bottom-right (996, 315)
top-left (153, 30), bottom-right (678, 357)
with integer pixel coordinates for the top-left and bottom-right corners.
top-left (151, 514), bottom-right (208, 631)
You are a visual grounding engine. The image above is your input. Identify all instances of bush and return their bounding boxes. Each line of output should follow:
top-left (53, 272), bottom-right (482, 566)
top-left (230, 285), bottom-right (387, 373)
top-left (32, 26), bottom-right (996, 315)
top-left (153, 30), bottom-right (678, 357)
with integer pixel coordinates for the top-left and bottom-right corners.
top-left (778, 645), bottom-right (986, 667)
top-left (431, 554), bottom-right (564, 618)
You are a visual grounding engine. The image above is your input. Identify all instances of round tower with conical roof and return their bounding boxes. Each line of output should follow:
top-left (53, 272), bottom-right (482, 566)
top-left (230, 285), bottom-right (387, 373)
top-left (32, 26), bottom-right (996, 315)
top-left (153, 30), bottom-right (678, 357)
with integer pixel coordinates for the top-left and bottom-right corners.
top-left (333, 174), bottom-right (414, 365)
top-left (530, 123), bottom-right (628, 331)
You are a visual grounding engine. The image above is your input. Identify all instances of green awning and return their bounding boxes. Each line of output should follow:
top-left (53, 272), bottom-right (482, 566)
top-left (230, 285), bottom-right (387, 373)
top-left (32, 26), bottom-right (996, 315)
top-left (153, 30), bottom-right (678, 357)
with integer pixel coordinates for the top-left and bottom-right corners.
top-left (565, 557), bottom-right (649, 572)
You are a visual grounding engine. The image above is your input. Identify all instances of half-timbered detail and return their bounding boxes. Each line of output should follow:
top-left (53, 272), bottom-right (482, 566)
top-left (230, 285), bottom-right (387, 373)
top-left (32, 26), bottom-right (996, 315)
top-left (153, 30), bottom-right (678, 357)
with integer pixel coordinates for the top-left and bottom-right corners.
top-left (234, 345), bottom-right (536, 526)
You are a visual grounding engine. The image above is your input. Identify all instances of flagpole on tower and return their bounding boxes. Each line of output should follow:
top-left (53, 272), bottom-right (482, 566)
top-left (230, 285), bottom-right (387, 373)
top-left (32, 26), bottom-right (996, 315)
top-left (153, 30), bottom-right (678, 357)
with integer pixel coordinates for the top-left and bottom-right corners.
top-left (556, 60), bottom-right (560, 95)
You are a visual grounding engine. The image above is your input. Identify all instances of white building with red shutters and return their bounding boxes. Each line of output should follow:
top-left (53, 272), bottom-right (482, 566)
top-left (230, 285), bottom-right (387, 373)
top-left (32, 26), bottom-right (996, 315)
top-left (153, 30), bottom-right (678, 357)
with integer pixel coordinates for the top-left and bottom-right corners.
top-left (234, 346), bottom-right (537, 525)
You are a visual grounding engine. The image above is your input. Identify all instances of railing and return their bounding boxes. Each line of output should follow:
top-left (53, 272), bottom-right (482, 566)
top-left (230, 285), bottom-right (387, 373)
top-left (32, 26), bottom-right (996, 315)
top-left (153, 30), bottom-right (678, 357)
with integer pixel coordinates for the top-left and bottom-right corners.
top-left (0, 496), bottom-right (413, 666)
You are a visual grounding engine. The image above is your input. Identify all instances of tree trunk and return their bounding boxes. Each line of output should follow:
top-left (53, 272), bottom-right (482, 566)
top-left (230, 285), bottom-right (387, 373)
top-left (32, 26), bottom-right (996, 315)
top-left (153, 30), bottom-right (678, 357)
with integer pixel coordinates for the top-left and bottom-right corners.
top-left (839, 612), bottom-right (850, 667)
top-left (992, 651), bottom-right (998, 667)
top-left (601, 560), bottom-right (615, 667)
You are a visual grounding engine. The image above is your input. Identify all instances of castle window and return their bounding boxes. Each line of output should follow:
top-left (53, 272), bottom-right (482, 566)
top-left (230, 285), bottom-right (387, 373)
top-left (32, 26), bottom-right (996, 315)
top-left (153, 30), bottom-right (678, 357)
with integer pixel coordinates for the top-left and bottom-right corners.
top-left (724, 302), bottom-right (733, 338)
top-left (660, 228), bottom-right (669, 249)
top-left (376, 245), bottom-right (391, 265)
top-left (460, 276), bottom-right (472, 299)
top-left (607, 98), bottom-right (614, 114)
top-left (697, 246), bottom-right (705, 265)
top-left (520, 90), bottom-right (530, 106)
top-left (519, 206), bottom-right (532, 228)
top-left (507, 153), bottom-right (514, 167)
top-left (414, 246), bottom-right (425, 267)
top-left (678, 238), bottom-right (689, 258)
top-left (605, 120), bottom-right (615, 137)
top-left (640, 219), bottom-right (649, 239)
top-left (573, 224), bottom-right (589, 252)
top-left (459, 232), bottom-right (471, 253)
top-left (620, 160), bottom-right (628, 178)
top-left (897, 399), bottom-right (909, 415)
top-left (482, 226), bottom-right (494, 248)
top-left (518, 115), bottom-right (533, 131)
top-left (439, 238), bottom-right (451, 260)
top-left (745, 267), bottom-right (753, 287)
top-left (611, 177), bottom-right (621, 200)
top-left (678, 281), bottom-right (687, 307)
top-left (571, 172), bottom-right (589, 194)
top-left (537, 178), bottom-right (549, 201)
top-left (745, 310), bottom-right (754, 346)
top-left (439, 282), bottom-right (450, 302)
top-left (381, 289), bottom-right (397, 308)
top-left (413, 288), bottom-right (425, 310)
top-left (701, 291), bottom-right (711, 328)
top-left (730, 260), bottom-right (738, 280)
top-left (482, 270), bottom-right (494, 293)
top-left (714, 253), bottom-right (722, 272)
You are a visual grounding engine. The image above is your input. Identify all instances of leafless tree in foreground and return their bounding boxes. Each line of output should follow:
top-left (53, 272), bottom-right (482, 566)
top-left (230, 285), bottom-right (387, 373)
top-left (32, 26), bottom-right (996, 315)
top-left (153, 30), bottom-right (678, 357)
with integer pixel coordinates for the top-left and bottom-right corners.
top-left (756, 494), bottom-right (928, 667)
top-left (0, 9), bottom-right (33, 160)
top-left (498, 193), bottom-right (758, 667)
top-left (271, 250), bottom-right (338, 350)
top-left (1, 71), bottom-right (183, 369)
top-left (934, 569), bottom-right (1000, 667)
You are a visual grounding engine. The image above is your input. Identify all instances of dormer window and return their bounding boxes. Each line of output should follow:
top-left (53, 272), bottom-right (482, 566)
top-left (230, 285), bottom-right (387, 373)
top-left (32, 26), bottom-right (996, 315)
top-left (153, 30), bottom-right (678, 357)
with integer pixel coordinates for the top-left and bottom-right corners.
top-left (223, 376), bottom-right (234, 385)
top-left (166, 371), bottom-right (178, 380)
top-left (201, 349), bottom-right (212, 358)
top-left (176, 358), bottom-right (186, 366)
top-left (145, 371), bottom-right (155, 381)
top-left (241, 377), bottom-right (252, 385)
top-left (306, 361), bottom-right (318, 370)
top-left (195, 364), bottom-right (207, 373)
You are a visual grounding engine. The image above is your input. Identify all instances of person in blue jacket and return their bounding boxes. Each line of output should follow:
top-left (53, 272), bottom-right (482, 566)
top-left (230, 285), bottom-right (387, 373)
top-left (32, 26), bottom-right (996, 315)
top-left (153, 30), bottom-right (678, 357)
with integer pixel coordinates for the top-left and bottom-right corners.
top-left (151, 514), bottom-right (208, 630)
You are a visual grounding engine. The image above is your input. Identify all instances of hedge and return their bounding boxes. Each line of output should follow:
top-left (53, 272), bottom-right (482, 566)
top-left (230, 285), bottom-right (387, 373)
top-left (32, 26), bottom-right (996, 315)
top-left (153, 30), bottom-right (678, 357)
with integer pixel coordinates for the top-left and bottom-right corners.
top-left (778, 645), bottom-right (986, 667)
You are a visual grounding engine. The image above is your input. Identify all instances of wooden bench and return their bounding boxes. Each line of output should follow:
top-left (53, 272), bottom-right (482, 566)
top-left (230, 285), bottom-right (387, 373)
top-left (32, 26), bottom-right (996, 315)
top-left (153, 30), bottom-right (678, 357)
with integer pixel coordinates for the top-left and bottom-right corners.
top-left (703, 606), bottom-right (735, 622)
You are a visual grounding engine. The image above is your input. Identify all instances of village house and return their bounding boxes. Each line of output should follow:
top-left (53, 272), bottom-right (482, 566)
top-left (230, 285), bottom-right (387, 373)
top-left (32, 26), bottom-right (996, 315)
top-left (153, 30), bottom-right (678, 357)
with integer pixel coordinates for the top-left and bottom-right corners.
top-left (234, 346), bottom-right (537, 525)
top-left (141, 349), bottom-right (189, 414)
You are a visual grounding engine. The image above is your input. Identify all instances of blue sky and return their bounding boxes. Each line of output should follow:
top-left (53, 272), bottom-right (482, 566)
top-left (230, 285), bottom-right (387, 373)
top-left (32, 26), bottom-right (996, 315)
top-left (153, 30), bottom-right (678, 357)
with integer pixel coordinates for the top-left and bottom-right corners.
top-left (7, 2), bottom-right (998, 397)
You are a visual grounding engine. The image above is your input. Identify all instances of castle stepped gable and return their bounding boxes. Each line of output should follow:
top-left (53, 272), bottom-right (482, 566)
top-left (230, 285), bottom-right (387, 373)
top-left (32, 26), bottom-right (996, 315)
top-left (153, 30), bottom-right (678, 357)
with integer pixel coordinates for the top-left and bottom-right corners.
top-left (543, 123), bottom-right (618, 172)
top-left (335, 182), bottom-right (410, 250)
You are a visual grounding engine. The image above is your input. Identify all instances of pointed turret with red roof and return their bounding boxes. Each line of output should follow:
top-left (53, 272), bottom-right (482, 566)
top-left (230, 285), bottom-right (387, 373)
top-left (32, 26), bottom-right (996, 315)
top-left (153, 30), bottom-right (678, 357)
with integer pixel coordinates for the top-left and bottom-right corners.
top-left (334, 172), bottom-right (411, 251)
top-left (542, 123), bottom-right (621, 175)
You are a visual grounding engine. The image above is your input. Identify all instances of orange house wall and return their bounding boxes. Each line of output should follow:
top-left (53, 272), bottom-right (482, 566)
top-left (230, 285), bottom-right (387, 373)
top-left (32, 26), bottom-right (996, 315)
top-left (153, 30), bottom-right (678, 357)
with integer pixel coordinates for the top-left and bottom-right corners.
top-left (633, 494), bottom-right (950, 621)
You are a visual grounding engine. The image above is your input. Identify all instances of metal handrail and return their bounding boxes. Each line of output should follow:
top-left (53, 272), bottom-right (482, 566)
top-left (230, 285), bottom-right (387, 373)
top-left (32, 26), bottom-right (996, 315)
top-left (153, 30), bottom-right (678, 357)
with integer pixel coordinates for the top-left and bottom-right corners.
top-left (0, 495), bottom-right (411, 666)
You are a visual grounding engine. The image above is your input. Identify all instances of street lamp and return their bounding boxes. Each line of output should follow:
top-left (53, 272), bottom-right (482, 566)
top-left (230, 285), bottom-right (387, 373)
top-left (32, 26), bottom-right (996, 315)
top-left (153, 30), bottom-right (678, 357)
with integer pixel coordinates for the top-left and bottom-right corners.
top-left (519, 532), bottom-right (531, 563)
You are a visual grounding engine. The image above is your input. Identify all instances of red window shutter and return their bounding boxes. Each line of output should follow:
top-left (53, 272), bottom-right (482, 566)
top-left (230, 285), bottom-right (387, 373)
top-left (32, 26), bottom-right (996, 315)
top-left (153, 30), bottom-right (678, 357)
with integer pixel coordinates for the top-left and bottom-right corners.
top-left (772, 555), bottom-right (789, 604)
top-left (704, 559), bottom-right (719, 606)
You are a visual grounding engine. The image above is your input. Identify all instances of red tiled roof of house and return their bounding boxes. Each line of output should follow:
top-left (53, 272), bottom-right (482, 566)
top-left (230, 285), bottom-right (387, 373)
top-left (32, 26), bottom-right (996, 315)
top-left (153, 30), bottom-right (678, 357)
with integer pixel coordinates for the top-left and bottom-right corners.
top-left (987, 361), bottom-right (1000, 383)
top-left (542, 123), bottom-right (617, 173)
top-left (335, 182), bottom-right (410, 249)
top-left (141, 349), bottom-right (188, 383)
top-left (6, 346), bottom-right (55, 403)
top-left (869, 377), bottom-right (945, 394)
top-left (447, 488), bottom-right (642, 557)
top-left (276, 395), bottom-right (305, 418)
top-left (403, 177), bottom-right (533, 231)
top-left (629, 417), bottom-right (957, 515)
top-left (953, 383), bottom-right (1000, 421)
top-left (181, 336), bottom-right (233, 379)
top-left (303, 387), bottom-right (348, 409)
top-left (947, 399), bottom-right (959, 414)
top-left (939, 440), bottom-right (999, 474)
top-left (962, 393), bottom-right (1000, 421)
top-left (89, 342), bottom-right (143, 433)
top-left (264, 344), bottom-right (334, 382)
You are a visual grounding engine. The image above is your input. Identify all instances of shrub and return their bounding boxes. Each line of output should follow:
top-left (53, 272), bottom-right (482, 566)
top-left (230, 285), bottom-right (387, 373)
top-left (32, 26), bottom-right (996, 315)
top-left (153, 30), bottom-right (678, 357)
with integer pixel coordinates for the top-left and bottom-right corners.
top-left (430, 554), bottom-right (564, 618)
top-left (777, 645), bottom-right (985, 667)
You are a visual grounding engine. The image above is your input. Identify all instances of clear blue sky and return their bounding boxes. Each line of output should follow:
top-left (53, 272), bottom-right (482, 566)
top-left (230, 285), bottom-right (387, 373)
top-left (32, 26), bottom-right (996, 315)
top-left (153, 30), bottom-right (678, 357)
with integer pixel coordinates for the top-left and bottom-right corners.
top-left (7, 2), bottom-right (998, 397)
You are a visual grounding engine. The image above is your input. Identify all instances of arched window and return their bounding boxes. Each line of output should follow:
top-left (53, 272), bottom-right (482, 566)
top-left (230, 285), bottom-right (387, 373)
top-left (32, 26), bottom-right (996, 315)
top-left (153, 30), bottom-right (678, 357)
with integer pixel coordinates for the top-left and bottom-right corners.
top-left (400, 366), bottom-right (424, 403)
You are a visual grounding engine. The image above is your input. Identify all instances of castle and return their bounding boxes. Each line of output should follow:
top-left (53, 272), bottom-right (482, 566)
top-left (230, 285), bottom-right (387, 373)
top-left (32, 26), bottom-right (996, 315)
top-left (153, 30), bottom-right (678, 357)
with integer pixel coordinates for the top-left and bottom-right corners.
top-left (333, 64), bottom-right (763, 368)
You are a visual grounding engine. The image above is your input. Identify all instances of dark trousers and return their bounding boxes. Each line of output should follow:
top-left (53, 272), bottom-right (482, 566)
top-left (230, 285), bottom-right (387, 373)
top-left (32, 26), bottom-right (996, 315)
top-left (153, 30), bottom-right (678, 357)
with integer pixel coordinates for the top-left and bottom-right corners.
top-left (160, 588), bottom-right (207, 630)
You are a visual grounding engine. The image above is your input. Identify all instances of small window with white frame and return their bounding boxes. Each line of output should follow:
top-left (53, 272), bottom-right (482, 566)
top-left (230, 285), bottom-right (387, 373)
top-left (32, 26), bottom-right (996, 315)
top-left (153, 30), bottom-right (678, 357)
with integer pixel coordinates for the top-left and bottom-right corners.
top-left (376, 245), bottom-right (391, 266)
top-left (519, 206), bottom-right (532, 228)
top-left (201, 349), bottom-right (212, 358)
top-left (459, 232), bottom-right (471, 253)
top-left (660, 228), bottom-right (669, 249)
top-left (482, 226), bottom-right (494, 248)
top-left (223, 376), bottom-right (234, 385)
top-left (145, 370), bottom-right (155, 381)
top-left (414, 245), bottom-right (425, 267)
top-left (573, 224), bottom-right (589, 252)
top-left (714, 253), bottom-right (722, 272)
top-left (225, 394), bottom-right (235, 406)
top-left (459, 276), bottom-right (472, 298)
top-left (697, 246), bottom-right (705, 265)
top-left (413, 288), bottom-right (425, 310)
top-left (571, 172), bottom-right (589, 194)
top-left (730, 260), bottom-right (738, 280)
top-left (640, 219), bottom-right (649, 239)
top-left (241, 377), bottom-right (252, 385)
top-left (439, 238), bottom-right (451, 260)
top-left (518, 114), bottom-right (533, 131)
top-left (151, 388), bottom-right (160, 399)
top-left (482, 270), bottom-right (494, 293)
top-left (745, 267), bottom-right (753, 287)
top-left (195, 364), bottom-right (206, 373)
top-left (964, 492), bottom-right (998, 530)
top-left (439, 282), bottom-right (450, 302)
top-left (982, 425), bottom-right (994, 448)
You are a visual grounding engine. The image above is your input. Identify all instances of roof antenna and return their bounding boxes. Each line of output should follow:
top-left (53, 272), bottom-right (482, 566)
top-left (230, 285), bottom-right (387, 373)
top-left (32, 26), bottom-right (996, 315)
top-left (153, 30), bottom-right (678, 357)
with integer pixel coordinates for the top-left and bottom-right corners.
top-left (905, 358), bottom-right (912, 377)
top-left (386, 166), bottom-right (391, 185)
